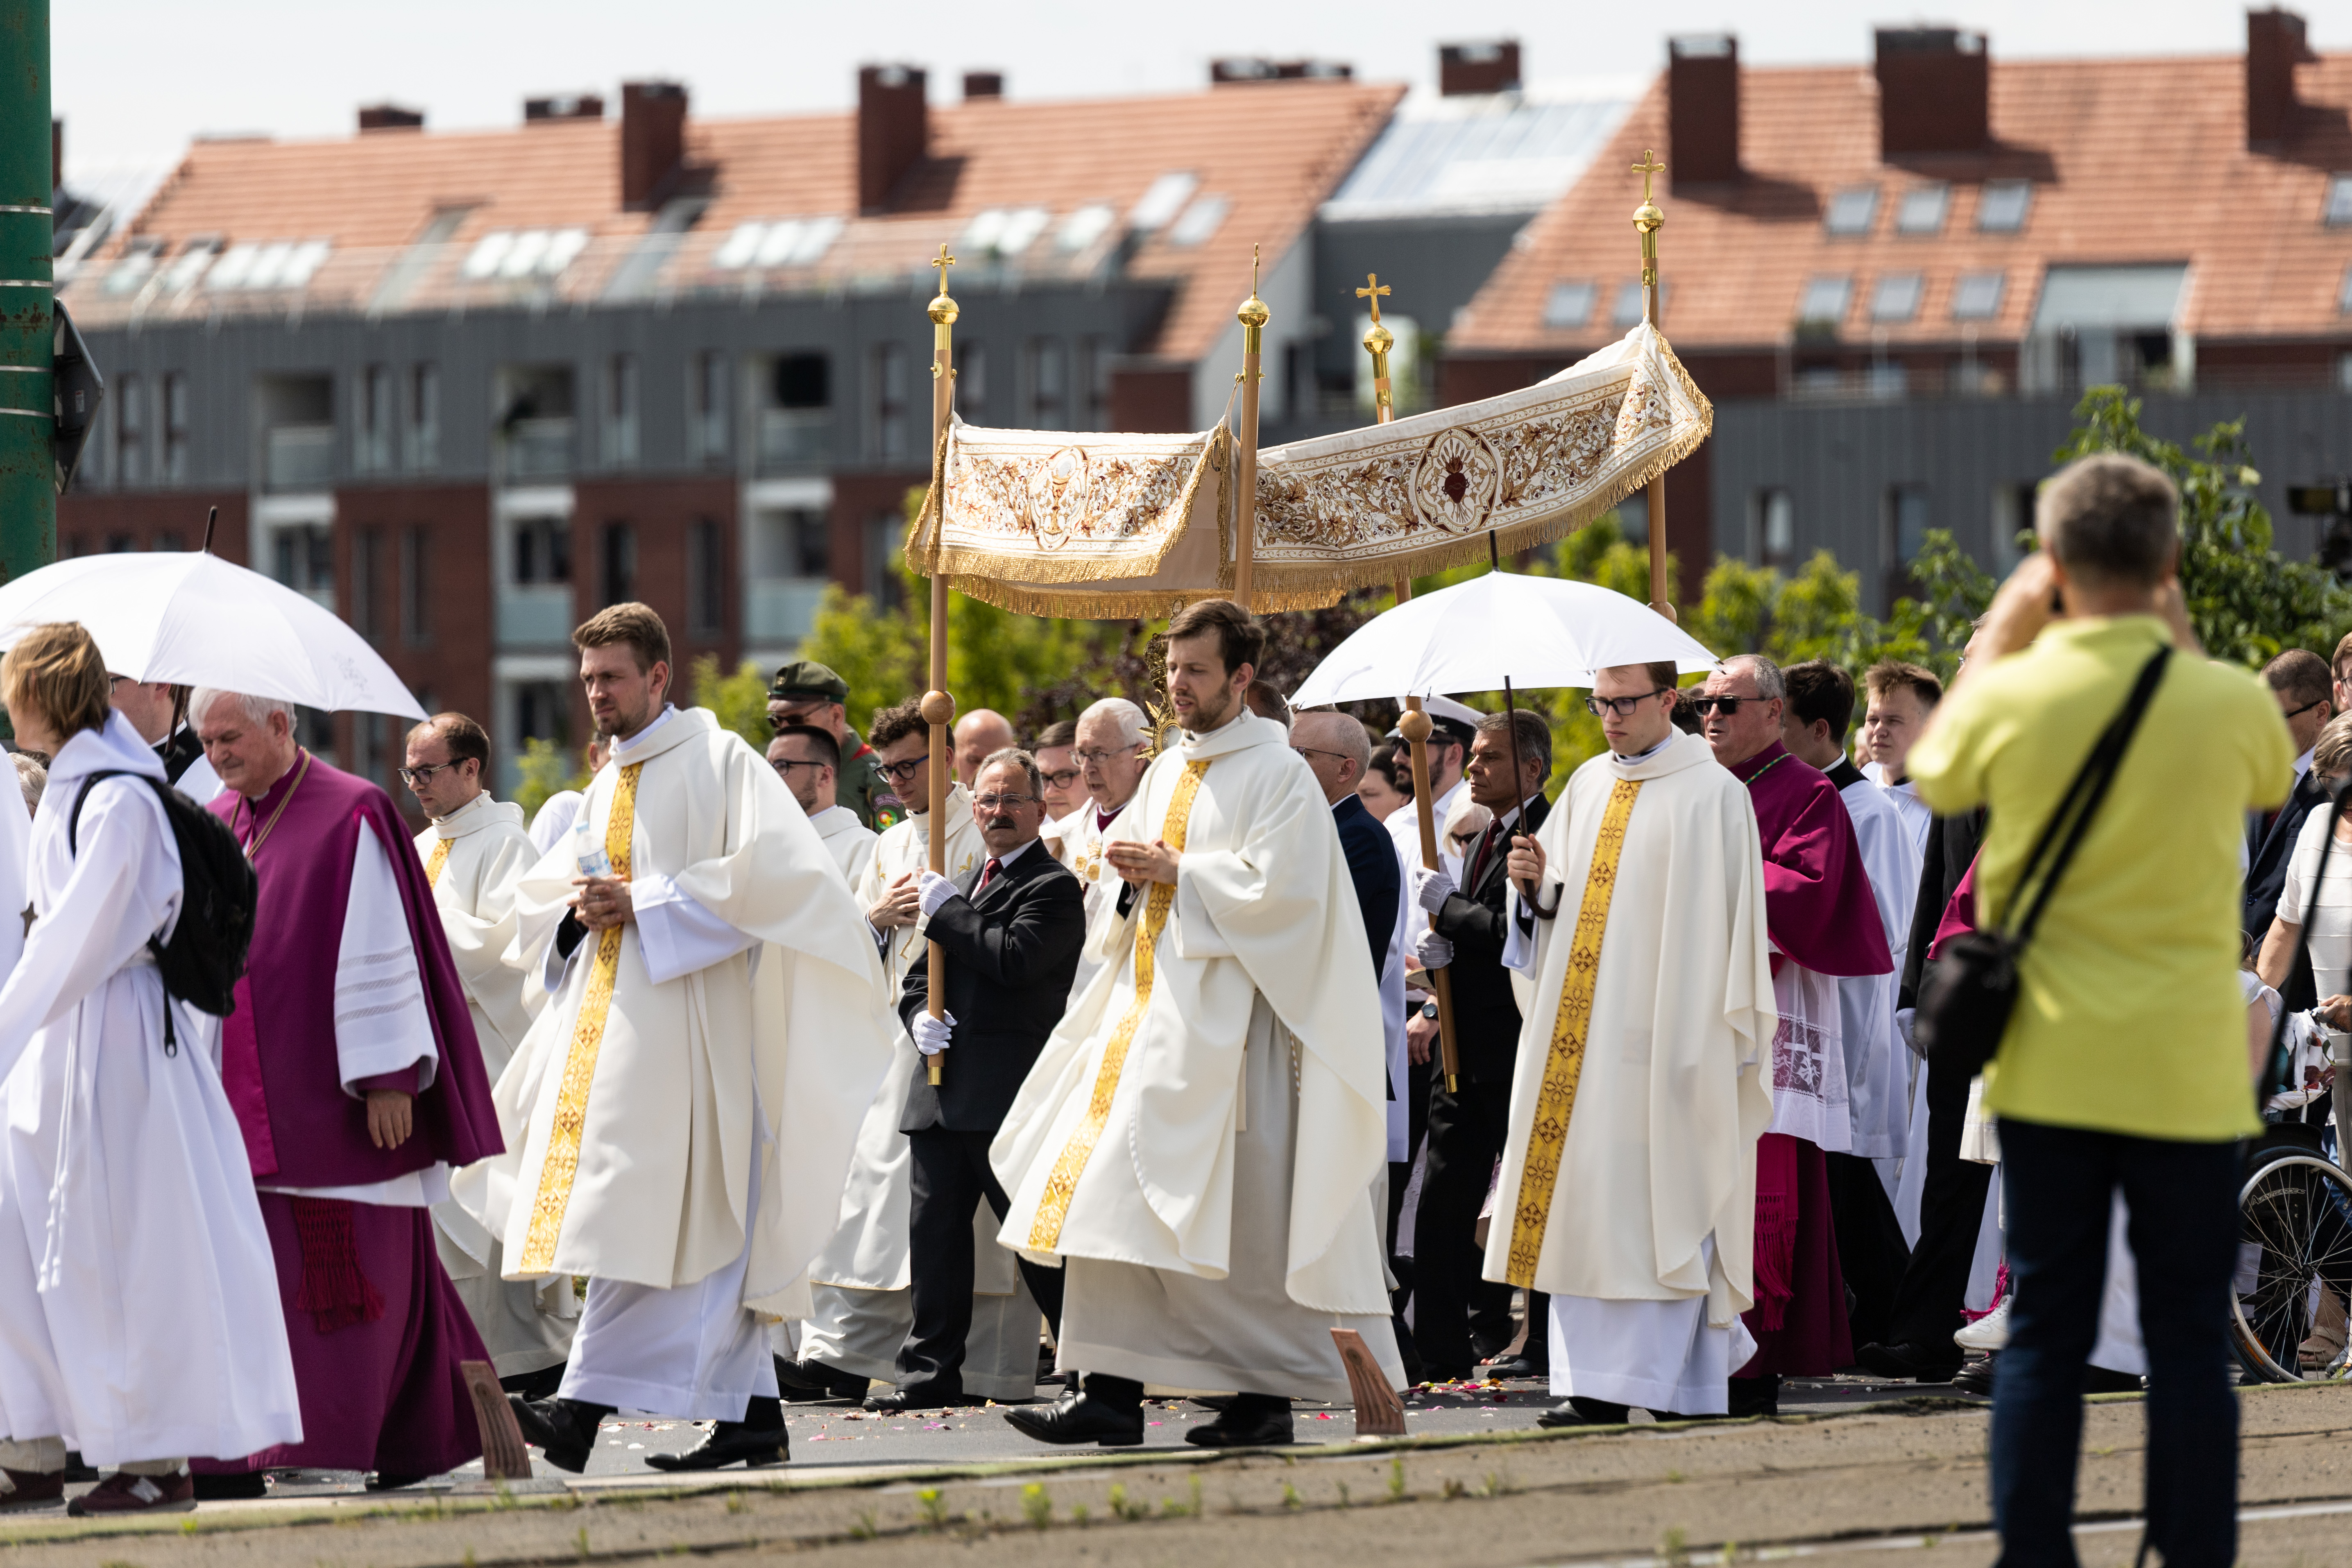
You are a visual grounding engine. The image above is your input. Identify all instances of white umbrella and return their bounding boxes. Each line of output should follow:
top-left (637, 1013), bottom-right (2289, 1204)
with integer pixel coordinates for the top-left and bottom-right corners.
top-left (1289, 570), bottom-right (1720, 710)
top-left (0, 552), bottom-right (426, 718)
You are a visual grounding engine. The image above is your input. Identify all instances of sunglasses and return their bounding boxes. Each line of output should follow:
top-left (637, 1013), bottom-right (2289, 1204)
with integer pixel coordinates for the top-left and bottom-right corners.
top-left (1686, 694), bottom-right (1763, 717)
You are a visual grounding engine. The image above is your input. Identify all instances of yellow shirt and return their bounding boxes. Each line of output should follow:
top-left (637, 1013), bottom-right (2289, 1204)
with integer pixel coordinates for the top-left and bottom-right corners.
top-left (1908, 614), bottom-right (2291, 1141)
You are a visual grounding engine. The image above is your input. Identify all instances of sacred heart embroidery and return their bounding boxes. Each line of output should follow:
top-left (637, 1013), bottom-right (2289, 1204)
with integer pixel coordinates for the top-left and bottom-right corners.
top-left (1410, 426), bottom-right (1502, 534)
top-left (1024, 446), bottom-right (1092, 551)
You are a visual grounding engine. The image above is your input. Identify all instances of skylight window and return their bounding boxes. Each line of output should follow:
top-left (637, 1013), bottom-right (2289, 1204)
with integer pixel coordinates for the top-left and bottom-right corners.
top-left (1056, 204), bottom-right (1116, 252)
top-left (2327, 175), bottom-right (2352, 227)
top-left (710, 218), bottom-right (843, 270)
top-left (1611, 278), bottom-right (1645, 328)
top-left (460, 227), bottom-right (589, 281)
top-left (2339, 262), bottom-right (2352, 314)
top-left (1797, 275), bottom-right (1852, 327)
top-left (102, 237), bottom-right (165, 296)
top-left (1824, 187), bottom-right (1878, 237)
top-left (1870, 273), bottom-right (1922, 322)
top-left (161, 239), bottom-right (219, 293)
top-left (1129, 172), bottom-right (1199, 232)
top-left (1165, 194), bottom-right (1230, 247)
top-left (961, 206), bottom-right (1053, 257)
top-left (1977, 181), bottom-right (2032, 233)
top-left (1543, 279), bottom-right (1595, 329)
top-left (1895, 185), bottom-right (1948, 236)
top-left (206, 239), bottom-right (331, 291)
top-left (1952, 270), bottom-right (2006, 320)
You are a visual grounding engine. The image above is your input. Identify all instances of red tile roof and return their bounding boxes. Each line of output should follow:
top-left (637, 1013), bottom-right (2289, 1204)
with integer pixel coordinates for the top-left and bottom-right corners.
top-left (1450, 50), bottom-right (2352, 356)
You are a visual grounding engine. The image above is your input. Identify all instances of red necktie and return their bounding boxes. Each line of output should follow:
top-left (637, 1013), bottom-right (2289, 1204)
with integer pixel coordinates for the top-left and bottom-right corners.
top-left (977, 857), bottom-right (1002, 890)
top-left (1469, 822), bottom-right (1502, 888)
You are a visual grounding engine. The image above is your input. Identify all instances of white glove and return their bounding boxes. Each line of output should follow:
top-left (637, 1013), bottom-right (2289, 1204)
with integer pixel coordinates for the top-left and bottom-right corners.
top-left (913, 1010), bottom-right (955, 1056)
top-left (1415, 928), bottom-right (1455, 970)
top-left (1895, 1008), bottom-right (1921, 1061)
top-left (1412, 865), bottom-right (1457, 915)
top-left (918, 868), bottom-right (961, 918)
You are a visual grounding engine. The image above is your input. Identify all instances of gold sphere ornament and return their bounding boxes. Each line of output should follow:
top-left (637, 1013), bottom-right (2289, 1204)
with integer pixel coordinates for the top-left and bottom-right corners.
top-left (919, 689), bottom-right (956, 727)
top-left (1396, 708), bottom-right (1434, 745)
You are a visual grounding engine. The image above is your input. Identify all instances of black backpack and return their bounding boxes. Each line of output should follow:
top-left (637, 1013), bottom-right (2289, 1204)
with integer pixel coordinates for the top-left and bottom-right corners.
top-left (67, 771), bottom-right (258, 1047)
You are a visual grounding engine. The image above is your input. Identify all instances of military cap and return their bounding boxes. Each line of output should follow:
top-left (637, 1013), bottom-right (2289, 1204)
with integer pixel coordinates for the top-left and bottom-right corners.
top-left (768, 660), bottom-right (849, 703)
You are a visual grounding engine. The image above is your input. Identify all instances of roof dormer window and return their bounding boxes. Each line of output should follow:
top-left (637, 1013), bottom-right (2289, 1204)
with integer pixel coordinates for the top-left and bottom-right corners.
top-left (1824, 186), bottom-right (1878, 237)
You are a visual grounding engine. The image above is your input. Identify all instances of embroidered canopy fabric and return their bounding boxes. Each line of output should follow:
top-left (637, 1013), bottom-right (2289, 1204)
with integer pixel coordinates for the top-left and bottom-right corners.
top-left (908, 324), bottom-right (1711, 619)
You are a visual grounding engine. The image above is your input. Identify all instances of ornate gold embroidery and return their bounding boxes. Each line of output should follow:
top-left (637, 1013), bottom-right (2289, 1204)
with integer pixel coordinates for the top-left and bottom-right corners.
top-left (519, 761), bottom-right (644, 1274)
top-left (1028, 759), bottom-right (1212, 1249)
top-left (423, 837), bottom-right (452, 889)
top-left (1504, 778), bottom-right (1642, 1289)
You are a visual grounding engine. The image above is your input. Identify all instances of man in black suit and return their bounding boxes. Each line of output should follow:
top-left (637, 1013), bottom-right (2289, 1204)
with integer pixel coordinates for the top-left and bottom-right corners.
top-left (1409, 709), bottom-right (1554, 1383)
top-left (869, 747), bottom-right (1087, 1414)
top-left (2244, 648), bottom-right (2334, 1012)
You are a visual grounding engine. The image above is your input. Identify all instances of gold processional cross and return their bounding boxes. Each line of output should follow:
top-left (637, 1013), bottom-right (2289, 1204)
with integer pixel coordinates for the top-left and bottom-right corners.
top-left (1631, 150), bottom-right (1665, 201)
top-left (1356, 271), bottom-right (1390, 324)
top-left (931, 243), bottom-right (956, 292)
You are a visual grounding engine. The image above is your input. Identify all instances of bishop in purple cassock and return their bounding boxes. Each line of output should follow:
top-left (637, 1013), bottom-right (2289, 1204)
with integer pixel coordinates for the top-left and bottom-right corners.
top-left (190, 689), bottom-right (502, 1489)
top-left (1695, 657), bottom-right (1893, 1411)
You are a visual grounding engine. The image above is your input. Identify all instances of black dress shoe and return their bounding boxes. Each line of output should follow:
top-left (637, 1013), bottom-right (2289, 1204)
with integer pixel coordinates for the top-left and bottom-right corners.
top-left (1854, 1340), bottom-right (1962, 1383)
top-left (1003, 1391), bottom-right (1143, 1447)
top-left (508, 1395), bottom-right (612, 1474)
top-left (62, 1451), bottom-right (97, 1484)
top-left (643, 1421), bottom-right (789, 1471)
top-left (2083, 1364), bottom-right (2144, 1395)
top-left (191, 1471), bottom-right (269, 1501)
top-left (776, 1356), bottom-right (868, 1403)
top-left (1537, 1396), bottom-right (1628, 1428)
top-left (1952, 1356), bottom-right (1994, 1396)
top-left (1727, 1373), bottom-right (1781, 1418)
top-left (1482, 1355), bottom-right (1549, 1381)
top-left (864, 1384), bottom-right (978, 1413)
top-left (366, 1473), bottom-right (429, 1492)
top-left (1185, 1397), bottom-right (1293, 1448)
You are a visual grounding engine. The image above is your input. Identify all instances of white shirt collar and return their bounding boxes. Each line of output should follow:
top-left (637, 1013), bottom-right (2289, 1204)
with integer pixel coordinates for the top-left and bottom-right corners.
top-left (2296, 746), bottom-right (2316, 780)
top-left (1611, 733), bottom-right (1675, 766)
top-left (611, 703), bottom-right (678, 763)
top-left (986, 837), bottom-right (1040, 871)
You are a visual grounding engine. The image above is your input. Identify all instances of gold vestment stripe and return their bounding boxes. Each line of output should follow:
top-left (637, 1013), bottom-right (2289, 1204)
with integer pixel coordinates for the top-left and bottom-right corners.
top-left (1504, 777), bottom-right (1641, 1289)
top-left (423, 837), bottom-right (451, 889)
top-left (518, 762), bottom-right (644, 1274)
top-left (1027, 759), bottom-right (1212, 1250)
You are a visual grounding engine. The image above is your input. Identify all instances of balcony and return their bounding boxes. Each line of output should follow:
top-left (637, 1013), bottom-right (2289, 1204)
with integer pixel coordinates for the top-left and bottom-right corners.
top-left (264, 424), bottom-right (335, 491)
top-left (497, 585), bottom-right (576, 648)
top-left (505, 417), bottom-right (575, 480)
top-left (745, 578), bottom-right (829, 644)
top-left (757, 408), bottom-right (831, 472)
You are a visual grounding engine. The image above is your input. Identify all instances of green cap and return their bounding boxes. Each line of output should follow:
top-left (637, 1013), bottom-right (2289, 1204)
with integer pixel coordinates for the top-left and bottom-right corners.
top-left (768, 660), bottom-right (849, 703)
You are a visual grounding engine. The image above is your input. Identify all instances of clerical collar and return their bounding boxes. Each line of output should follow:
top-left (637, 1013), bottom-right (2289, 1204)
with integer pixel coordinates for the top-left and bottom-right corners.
top-left (1825, 758), bottom-right (1867, 791)
top-left (1094, 800), bottom-right (1126, 834)
top-left (431, 789), bottom-right (497, 835)
top-left (611, 703), bottom-right (678, 763)
top-left (1731, 740), bottom-right (1794, 785)
top-left (1181, 706), bottom-right (1249, 742)
top-left (1610, 734), bottom-right (1675, 766)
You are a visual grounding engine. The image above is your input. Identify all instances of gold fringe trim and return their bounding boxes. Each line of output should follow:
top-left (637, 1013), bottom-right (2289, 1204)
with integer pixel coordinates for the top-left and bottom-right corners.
top-left (944, 576), bottom-right (1340, 621)
top-left (1027, 759), bottom-right (1212, 1249)
top-left (1504, 776), bottom-right (1641, 1290)
top-left (423, 837), bottom-right (451, 890)
top-left (518, 761), bottom-right (644, 1275)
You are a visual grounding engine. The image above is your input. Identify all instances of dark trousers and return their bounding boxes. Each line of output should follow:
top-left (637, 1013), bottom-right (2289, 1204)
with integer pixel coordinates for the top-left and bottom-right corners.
top-left (1881, 1062), bottom-right (1996, 1350)
top-left (1990, 1119), bottom-right (2239, 1568)
top-left (897, 1128), bottom-right (1065, 1396)
top-left (1824, 1150), bottom-right (1911, 1352)
top-left (1412, 1075), bottom-right (1547, 1374)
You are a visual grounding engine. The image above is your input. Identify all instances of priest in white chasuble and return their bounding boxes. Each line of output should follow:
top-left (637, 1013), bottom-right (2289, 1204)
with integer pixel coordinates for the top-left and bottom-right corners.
top-left (765, 725), bottom-right (877, 888)
top-left (457, 604), bottom-right (892, 1475)
top-left (1038, 696), bottom-right (1154, 999)
top-left (780, 701), bottom-right (1042, 1404)
top-left (1491, 663), bottom-right (1776, 1426)
top-left (403, 711), bottom-right (577, 1394)
top-left (993, 599), bottom-right (1401, 1451)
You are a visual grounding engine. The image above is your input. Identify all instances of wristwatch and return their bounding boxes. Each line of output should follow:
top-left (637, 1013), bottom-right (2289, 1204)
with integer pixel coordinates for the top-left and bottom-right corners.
top-left (1420, 1000), bottom-right (1441, 1021)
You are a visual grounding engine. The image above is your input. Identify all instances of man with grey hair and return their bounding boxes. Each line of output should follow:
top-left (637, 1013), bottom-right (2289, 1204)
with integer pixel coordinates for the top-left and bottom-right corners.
top-left (1042, 697), bottom-right (1155, 994)
top-left (1689, 654), bottom-right (1891, 1414)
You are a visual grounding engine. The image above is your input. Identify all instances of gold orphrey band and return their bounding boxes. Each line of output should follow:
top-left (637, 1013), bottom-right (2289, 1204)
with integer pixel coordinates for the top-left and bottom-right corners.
top-left (423, 837), bottom-right (451, 889)
top-left (1504, 777), bottom-right (1641, 1289)
top-left (518, 761), bottom-right (645, 1273)
top-left (1027, 758), bottom-right (1213, 1249)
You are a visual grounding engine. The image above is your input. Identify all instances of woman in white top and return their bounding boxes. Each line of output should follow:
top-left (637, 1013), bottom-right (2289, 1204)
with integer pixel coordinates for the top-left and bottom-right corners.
top-left (2259, 712), bottom-right (2352, 1051)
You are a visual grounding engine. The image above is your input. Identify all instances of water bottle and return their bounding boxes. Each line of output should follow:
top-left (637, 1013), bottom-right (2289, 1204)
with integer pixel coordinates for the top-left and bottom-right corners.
top-left (574, 813), bottom-right (612, 879)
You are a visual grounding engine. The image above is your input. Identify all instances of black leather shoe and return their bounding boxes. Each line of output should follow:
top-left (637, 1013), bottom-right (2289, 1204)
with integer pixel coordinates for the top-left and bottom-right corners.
top-left (864, 1384), bottom-right (978, 1413)
top-left (1854, 1341), bottom-right (1962, 1383)
top-left (1482, 1355), bottom-right (1549, 1381)
top-left (365, 1473), bottom-right (428, 1492)
top-left (62, 1451), bottom-right (97, 1484)
top-left (1537, 1396), bottom-right (1626, 1428)
top-left (508, 1395), bottom-right (611, 1474)
top-left (2083, 1365), bottom-right (2144, 1395)
top-left (643, 1421), bottom-right (788, 1471)
top-left (1003, 1391), bottom-right (1143, 1447)
top-left (1952, 1356), bottom-right (1995, 1396)
top-left (191, 1471), bottom-right (269, 1501)
top-left (1727, 1373), bottom-right (1781, 1418)
top-left (1184, 1400), bottom-right (1293, 1448)
top-left (776, 1356), bottom-right (868, 1403)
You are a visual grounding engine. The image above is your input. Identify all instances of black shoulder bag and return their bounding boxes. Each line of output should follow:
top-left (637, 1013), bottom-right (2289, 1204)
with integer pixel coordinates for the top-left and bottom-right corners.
top-left (1914, 645), bottom-right (2171, 1083)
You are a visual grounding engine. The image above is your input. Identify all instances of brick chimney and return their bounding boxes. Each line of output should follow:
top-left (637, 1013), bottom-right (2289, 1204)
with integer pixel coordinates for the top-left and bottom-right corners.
top-left (1210, 58), bottom-right (1353, 84)
top-left (526, 93), bottom-right (604, 123)
top-left (1874, 27), bottom-right (1989, 158)
top-left (1668, 35), bottom-right (1739, 187)
top-left (859, 65), bottom-right (927, 213)
top-left (358, 104), bottom-right (424, 133)
top-left (1439, 41), bottom-right (1520, 96)
top-left (620, 82), bottom-right (688, 208)
top-left (963, 71), bottom-right (1003, 102)
top-left (2248, 8), bottom-right (2315, 147)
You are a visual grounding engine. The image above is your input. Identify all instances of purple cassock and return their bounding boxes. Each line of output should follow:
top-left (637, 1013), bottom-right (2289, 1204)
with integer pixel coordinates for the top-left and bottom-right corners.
top-left (197, 751), bottom-right (504, 1478)
top-left (1729, 741), bottom-right (1894, 1380)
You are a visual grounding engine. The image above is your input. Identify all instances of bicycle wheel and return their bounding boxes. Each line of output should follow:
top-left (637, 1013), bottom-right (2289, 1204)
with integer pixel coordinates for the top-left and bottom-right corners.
top-left (2232, 1152), bottom-right (2352, 1383)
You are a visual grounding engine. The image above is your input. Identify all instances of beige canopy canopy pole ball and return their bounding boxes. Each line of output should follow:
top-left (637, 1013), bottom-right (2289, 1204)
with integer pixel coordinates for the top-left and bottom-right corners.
top-left (1233, 246), bottom-right (1267, 612)
top-left (924, 245), bottom-right (957, 1089)
top-left (1633, 149), bottom-right (1675, 622)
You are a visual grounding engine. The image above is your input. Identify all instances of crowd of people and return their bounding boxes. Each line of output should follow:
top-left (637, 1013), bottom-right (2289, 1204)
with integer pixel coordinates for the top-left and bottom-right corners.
top-left (0, 449), bottom-right (2301, 1563)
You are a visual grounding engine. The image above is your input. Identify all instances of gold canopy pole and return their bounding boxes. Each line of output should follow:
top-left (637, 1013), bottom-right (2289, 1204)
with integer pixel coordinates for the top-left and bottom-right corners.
top-left (1631, 150), bottom-right (1676, 624)
top-left (922, 245), bottom-right (958, 1089)
top-left (1233, 246), bottom-right (1268, 611)
top-left (1359, 272), bottom-right (1460, 1093)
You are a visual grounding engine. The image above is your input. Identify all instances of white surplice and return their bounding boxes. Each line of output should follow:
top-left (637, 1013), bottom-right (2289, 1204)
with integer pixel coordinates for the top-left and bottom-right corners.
top-left (1863, 763), bottom-right (1932, 858)
top-left (994, 711), bottom-right (1401, 1402)
top-left (416, 791), bottom-right (577, 1377)
top-left (1042, 797), bottom-right (1132, 999)
top-left (1494, 732), bottom-right (1776, 1415)
top-left (807, 803), bottom-right (879, 889)
top-left (1835, 774), bottom-right (1921, 1160)
top-left (0, 714), bottom-right (299, 1465)
top-left (528, 789), bottom-right (585, 858)
top-left (0, 769), bottom-right (25, 983)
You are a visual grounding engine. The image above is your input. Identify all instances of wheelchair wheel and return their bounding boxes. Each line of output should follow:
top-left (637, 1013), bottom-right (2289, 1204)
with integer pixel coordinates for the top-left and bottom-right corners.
top-left (2232, 1151), bottom-right (2352, 1383)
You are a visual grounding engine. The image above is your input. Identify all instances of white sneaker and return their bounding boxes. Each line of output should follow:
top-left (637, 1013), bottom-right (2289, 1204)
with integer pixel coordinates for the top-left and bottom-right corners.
top-left (1954, 1299), bottom-right (2010, 1352)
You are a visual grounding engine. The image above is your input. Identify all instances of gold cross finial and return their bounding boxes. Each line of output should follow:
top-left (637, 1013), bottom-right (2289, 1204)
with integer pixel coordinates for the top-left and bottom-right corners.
top-left (1356, 272), bottom-right (1391, 324)
top-left (1631, 150), bottom-right (1665, 202)
top-left (931, 244), bottom-right (956, 293)
top-left (1251, 242), bottom-right (1261, 296)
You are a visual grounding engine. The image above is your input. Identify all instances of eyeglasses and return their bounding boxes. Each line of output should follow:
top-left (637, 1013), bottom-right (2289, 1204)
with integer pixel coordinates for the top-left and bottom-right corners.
top-left (2284, 696), bottom-right (2329, 721)
top-left (766, 707), bottom-right (825, 732)
top-left (877, 755), bottom-right (930, 783)
top-left (1292, 745), bottom-right (1356, 766)
top-left (1075, 743), bottom-right (1145, 764)
top-left (1041, 768), bottom-right (1081, 789)
top-left (1686, 694), bottom-right (1762, 717)
top-left (1583, 688), bottom-right (1672, 719)
top-left (770, 758), bottom-right (827, 777)
top-left (971, 793), bottom-right (1040, 811)
top-left (398, 761), bottom-right (465, 785)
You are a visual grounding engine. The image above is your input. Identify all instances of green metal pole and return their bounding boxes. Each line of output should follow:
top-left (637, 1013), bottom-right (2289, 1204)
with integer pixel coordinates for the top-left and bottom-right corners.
top-left (0, 0), bottom-right (50, 586)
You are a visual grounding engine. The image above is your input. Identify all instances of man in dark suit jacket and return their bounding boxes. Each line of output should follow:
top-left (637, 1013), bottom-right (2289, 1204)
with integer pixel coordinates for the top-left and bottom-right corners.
top-left (1409, 710), bottom-right (1554, 1382)
top-left (870, 748), bottom-right (1087, 1414)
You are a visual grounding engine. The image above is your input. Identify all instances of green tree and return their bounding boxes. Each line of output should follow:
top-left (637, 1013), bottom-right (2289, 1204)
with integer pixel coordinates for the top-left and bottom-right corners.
top-left (688, 654), bottom-right (774, 751)
top-left (512, 736), bottom-right (586, 818)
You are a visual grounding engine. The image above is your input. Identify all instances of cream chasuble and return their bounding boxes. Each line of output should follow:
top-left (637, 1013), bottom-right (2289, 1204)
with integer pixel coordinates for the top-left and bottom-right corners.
top-left (1040, 796), bottom-right (1133, 998)
top-left (458, 706), bottom-right (892, 1314)
top-left (1486, 731), bottom-right (1775, 1326)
